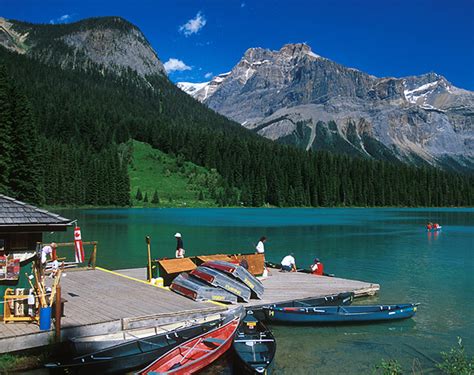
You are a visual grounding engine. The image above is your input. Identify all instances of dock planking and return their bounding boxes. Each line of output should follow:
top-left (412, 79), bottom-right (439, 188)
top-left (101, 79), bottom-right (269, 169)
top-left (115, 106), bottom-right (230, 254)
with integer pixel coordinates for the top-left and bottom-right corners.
top-left (0, 266), bottom-right (378, 354)
top-left (118, 267), bottom-right (379, 308)
top-left (0, 268), bottom-right (225, 353)
top-left (244, 269), bottom-right (379, 308)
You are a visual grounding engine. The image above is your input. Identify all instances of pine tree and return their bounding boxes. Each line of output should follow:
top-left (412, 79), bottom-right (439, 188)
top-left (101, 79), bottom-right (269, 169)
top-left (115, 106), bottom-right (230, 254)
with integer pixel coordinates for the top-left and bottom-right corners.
top-left (135, 188), bottom-right (143, 201)
top-left (151, 189), bottom-right (160, 204)
top-left (143, 192), bottom-right (148, 203)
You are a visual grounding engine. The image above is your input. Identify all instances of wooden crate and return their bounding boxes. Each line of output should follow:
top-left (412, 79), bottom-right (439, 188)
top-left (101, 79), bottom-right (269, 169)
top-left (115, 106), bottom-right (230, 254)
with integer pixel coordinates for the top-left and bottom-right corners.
top-left (157, 258), bottom-right (197, 286)
top-left (193, 254), bottom-right (235, 266)
top-left (233, 253), bottom-right (265, 276)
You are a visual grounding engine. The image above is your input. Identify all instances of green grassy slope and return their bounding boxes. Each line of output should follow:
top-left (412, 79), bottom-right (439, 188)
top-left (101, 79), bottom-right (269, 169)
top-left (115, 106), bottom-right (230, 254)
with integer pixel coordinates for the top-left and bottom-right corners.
top-left (128, 140), bottom-right (221, 207)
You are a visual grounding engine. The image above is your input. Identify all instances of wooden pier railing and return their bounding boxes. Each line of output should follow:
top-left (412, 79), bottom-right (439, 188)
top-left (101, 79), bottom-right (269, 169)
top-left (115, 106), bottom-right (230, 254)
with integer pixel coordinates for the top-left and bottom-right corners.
top-left (43, 241), bottom-right (98, 269)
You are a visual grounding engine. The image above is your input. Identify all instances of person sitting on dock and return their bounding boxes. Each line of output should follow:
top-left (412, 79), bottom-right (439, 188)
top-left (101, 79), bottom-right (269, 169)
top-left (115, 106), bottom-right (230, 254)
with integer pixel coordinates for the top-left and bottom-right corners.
top-left (426, 222), bottom-right (433, 230)
top-left (174, 233), bottom-right (185, 258)
top-left (281, 253), bottom-right (296, 272)
top-left (310, 258), bottom-right (324, 276)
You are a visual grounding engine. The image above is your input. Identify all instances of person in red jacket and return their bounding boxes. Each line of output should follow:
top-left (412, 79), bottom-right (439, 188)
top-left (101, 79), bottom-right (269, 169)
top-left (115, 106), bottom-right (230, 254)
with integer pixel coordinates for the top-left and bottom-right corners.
top-left (310, 258), bottom-right (324, 276)
top-left (426, 222), bottom-right (433, 231)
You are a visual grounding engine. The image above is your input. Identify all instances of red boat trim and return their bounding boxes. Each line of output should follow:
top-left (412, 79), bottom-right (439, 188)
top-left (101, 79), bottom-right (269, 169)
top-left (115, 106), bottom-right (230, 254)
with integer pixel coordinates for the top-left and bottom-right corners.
top-left (191, 269), bottom-right (216, 283)
top-left (170, 283), bottom-right (198, 300)
top-left (203, 261), bottom-right (236, 273)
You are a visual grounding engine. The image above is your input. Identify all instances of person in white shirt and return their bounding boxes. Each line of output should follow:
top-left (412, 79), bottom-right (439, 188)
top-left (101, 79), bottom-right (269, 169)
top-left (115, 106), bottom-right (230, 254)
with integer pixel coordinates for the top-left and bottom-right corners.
top-left (281, 253), bottom-right (296, 272)
top-left (41, 242), bottom-right (56, 264)
top-left (255, 236), bottom-right (267, 254)
top-left (174, 233), bottom-right (185, 258)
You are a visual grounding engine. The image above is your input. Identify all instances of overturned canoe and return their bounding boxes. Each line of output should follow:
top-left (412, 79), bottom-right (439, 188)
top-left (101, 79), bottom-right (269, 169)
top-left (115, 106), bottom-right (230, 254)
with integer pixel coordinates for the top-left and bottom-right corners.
top-left (170, 272), bottom-right (238, 304)
top-left (264, 303), bottom-right (419, 324)
top-left (191, 266), bottom-right (252, 302)
top-left (201, 260), bottom-right (264, 299)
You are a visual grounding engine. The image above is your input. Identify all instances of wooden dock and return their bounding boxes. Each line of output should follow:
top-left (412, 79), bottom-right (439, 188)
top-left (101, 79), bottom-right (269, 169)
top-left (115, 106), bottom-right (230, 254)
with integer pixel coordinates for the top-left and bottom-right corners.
top-left (118, 267), bottom-right (380, 308)
top-left (0, 268), bottom-right (225, 353)
top-left (0, 267), bottom-right (379, 354)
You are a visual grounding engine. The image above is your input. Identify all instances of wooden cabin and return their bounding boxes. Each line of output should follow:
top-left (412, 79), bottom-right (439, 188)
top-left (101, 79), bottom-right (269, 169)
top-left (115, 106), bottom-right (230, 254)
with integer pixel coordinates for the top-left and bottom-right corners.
top-left (0, 195), bottom-right (72, 306)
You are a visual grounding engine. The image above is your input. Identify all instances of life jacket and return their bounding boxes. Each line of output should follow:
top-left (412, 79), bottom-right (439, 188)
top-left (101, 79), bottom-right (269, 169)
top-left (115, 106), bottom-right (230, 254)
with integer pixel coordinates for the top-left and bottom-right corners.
top-left (311, 262), bottom-right (324, 275)
top-left (427, 224), bottom-right (432, 230)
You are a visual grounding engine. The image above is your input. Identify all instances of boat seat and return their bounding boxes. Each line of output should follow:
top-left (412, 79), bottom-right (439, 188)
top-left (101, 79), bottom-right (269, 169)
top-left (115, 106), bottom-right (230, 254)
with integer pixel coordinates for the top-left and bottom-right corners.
top-left (203, 337), bottom-right (225, 346)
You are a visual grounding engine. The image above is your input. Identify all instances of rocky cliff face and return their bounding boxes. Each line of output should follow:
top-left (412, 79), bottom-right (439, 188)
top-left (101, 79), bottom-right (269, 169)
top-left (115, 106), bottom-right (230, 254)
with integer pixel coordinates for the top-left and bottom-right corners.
top-left (179, 43), bottom-right (474, 170)
top-left (0, 16), bottom-right (165, 77)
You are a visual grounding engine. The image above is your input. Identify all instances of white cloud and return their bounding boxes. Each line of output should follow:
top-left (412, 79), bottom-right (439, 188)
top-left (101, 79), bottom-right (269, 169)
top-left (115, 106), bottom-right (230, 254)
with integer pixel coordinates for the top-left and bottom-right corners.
top-left (50, 14), bottom-right (71, 24)
top-left (204, 72), bottom-right (213, 79)
top-left (179, 11), bottom-right (206, 37)
top-left (241, 3), bottom-right (246, 7)
top-left (164, 58), bottom-right (192, 73)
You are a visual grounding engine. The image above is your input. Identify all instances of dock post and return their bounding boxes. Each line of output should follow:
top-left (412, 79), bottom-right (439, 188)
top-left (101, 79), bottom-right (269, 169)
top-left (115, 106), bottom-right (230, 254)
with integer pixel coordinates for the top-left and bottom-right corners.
top-left (55, 285), bottom-right (61, 342)
top-left (91, 243), bottom-right (97, 269)
top-left (146, 236), bottom-right (152, 282)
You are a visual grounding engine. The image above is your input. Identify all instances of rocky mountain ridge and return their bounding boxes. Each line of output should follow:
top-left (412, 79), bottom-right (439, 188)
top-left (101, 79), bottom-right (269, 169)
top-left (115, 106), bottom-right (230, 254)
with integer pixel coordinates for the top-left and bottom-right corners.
top-left (0, 16), bottom-right (165, 77)
top-left (179, 44), bottom-right (474, 170)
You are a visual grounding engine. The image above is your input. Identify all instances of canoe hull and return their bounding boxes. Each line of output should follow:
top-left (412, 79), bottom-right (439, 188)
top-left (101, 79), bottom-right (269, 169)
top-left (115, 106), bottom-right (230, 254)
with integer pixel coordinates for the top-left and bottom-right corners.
top-left (264, 303), bottom-right (418, 324)
top-left (202, 261), bottom-right (264, 299)
top-left (191, 266), bottom-right (251, 302)
top-left (253, 292), bottom-right (353, 321)
top-left (139, 317), bottom-right (240, 374)
top-left (70, 313), bottom-right (222, 355)
top-left (170, 272), bottom-right (238, 304)
top-left (45, 318), bottom-right (223, 374)
top-left (233, 312), bottom-right (276, 374)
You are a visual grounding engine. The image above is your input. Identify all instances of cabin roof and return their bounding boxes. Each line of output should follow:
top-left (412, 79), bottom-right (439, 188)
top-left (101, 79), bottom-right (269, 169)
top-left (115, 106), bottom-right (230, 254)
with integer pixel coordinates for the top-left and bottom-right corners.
top-left (0, 195), bottom-right (73, 230)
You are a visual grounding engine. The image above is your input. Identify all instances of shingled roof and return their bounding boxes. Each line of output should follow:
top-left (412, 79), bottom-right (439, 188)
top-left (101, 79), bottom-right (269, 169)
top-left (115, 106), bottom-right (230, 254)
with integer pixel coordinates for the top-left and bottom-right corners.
top-left (0, 194), bottom-right (73, 231)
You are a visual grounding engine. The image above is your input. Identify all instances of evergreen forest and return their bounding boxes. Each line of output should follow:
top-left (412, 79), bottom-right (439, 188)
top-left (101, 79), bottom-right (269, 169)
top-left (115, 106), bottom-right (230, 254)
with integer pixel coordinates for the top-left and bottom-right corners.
top-left (0, 46), bottom-right (473, 208)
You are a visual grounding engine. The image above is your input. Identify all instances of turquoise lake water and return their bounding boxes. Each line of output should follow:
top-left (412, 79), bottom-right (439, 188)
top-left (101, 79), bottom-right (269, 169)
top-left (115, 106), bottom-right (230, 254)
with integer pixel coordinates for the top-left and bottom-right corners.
top-left (48, 208), bottom-right (474, 374)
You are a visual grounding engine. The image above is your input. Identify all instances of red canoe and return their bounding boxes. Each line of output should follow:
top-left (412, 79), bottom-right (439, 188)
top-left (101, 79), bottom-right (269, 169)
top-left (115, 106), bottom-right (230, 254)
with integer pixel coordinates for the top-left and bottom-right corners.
top-left (138, 317), bottom-right (240, 374)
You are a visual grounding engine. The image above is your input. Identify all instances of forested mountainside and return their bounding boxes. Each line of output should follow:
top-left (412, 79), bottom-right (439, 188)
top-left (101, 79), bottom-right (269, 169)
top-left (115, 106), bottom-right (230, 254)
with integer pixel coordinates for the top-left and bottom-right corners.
top-left (0, 16), bottom-right (473, 207)
top-left (180, 44), bottom-right (474, 172)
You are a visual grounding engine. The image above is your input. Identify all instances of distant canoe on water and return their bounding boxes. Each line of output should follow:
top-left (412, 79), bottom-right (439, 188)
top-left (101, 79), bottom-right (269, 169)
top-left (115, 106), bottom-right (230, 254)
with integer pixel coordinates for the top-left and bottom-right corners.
top-left (264, 303), bottom-right (419, 324)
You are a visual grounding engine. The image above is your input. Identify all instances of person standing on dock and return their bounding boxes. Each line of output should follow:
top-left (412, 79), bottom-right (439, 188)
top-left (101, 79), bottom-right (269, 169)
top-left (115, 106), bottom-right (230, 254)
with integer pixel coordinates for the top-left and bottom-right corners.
top-left (281, 253), bottom-right (296, 272)
top-left (174, 233), bottom-right (185, 258)
top-left (255, 236), bottom-right (267, 255)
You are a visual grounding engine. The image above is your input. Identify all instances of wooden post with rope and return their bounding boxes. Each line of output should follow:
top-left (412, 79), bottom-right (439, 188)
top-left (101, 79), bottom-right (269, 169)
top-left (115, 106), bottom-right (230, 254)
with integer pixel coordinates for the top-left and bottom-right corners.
top-left (146, 236), bottom-right (152, 282)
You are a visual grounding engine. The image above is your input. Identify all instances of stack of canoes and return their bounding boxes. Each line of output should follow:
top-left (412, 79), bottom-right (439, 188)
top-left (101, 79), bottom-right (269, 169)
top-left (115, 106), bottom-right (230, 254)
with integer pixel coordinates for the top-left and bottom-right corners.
top-left (170, 261), bottom-right (264, 304)
top-left (170, 272), bottom-right (238, 304)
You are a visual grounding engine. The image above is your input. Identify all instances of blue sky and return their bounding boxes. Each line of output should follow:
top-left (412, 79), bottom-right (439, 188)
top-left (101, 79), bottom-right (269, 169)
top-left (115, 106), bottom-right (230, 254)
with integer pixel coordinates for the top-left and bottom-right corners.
top-left (2, 0), bottom-right (473, 89)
